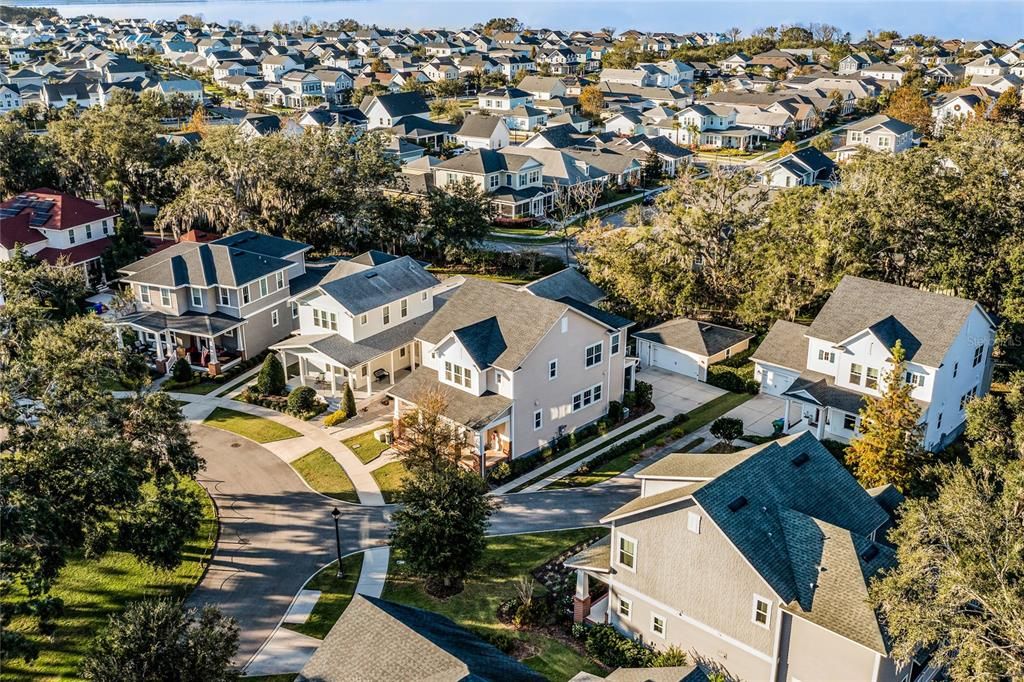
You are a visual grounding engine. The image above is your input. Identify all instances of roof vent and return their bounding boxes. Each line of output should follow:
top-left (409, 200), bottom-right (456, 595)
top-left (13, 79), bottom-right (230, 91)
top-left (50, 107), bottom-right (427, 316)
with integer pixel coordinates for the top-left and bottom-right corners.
top-left (727, 496), bottom-right (748, 513)
top-left (365, 272), bottom-right (379, 279)
top-left (860, 544), bottom-right (880, 562)
top-left (791, 452), bottom-right (810, 467)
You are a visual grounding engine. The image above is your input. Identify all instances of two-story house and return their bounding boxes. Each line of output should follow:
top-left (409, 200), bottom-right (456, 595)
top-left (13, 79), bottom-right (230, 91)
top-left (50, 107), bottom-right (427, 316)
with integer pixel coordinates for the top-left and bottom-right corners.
top-left (752, 276), bottom-right (995, 451)
top-left (359, 91), bottom-right (430, 130)
top-left (567, 432), bottom-right (933, 682)
top-left (114, 231), bottom-right (311, 375)
top-left (433, 148), bottom-right (552, 219)
top-left (388, 275), bottom-right (633, 475)
top-left (651, 104), bottom-right (766, 150)
top-left (835, 114), bottom-right (916, 160)
top-left (477, 86), bottom-right (533, 112)
top-left (0, 188), bottom-right (118, 289)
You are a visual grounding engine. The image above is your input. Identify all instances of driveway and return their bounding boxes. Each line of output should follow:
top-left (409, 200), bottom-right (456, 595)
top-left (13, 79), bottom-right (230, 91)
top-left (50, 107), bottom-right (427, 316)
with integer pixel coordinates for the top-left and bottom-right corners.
top-left (490, 477), bottom-right (640, 535)
top-left (638, 366), bottom-right (727, 414)
top-left (720, 393), bottom-right (784, 436)
top-left (186, 425), bottom-right (389, 663)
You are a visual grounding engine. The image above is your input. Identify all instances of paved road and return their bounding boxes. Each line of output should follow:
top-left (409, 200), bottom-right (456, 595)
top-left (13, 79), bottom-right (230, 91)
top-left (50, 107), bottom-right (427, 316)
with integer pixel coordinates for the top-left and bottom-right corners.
top-left (481, 238), bottom-right (575, 263)
top-left (186, 425), bottom-right (389, 663)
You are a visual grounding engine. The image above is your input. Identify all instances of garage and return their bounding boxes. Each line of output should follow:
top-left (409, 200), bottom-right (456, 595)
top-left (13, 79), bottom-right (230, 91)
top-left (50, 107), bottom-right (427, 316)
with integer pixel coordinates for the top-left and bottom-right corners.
top-left (634, 317), bottom-right (754, 383)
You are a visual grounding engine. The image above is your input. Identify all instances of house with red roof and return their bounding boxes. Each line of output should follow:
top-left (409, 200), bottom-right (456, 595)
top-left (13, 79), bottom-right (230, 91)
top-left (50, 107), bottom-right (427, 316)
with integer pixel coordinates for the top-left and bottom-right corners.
top-left (0, 188), bottom-right (118, 288)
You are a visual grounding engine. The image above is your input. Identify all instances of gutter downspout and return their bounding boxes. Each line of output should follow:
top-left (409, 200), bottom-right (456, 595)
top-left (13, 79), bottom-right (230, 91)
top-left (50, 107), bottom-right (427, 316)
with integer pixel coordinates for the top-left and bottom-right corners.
top-left (769, 605), bottom-right (784, 682)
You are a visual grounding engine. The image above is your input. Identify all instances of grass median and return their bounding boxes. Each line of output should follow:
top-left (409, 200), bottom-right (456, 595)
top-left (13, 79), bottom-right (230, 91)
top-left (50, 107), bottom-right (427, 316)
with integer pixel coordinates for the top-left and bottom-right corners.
top-left (292, 448), bottom-right (359, 503)
top-left (282, 552), bottom-right (364, 639)
top-left (342, 429), bottom-right (390, 465)
top-left (203, 406), bottom-right (301, 443)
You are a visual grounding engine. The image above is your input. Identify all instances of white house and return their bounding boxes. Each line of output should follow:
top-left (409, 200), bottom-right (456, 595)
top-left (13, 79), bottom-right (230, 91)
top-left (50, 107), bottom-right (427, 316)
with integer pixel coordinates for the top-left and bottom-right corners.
top-left (359, 91), bottom-right (430, 130)
top-left (634, 318), bottom-right (752, 382)
top-left (836, 114), bottom-right (916, 160)
top-left (454, 113), bottom-right (511, 150)
top-left (752, 276), bottom-right (995, 451)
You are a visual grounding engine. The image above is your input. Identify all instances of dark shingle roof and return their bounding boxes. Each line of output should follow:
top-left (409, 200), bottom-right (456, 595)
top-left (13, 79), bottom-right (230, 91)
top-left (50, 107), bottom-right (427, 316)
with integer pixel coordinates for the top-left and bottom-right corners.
top-left (298, 595), bottom-right (543, 682)
top-left (387, 366), bottom-right (513, 429)
top-left (362, 91), bottom-right (429, 117)
top-left (120, 241), bottom-right (292, 288)
top-left (634, 318), bottom-right (753, 357)
top-left (521, 267), bottom-right (606, 305)
top-left (752, 320), bottom-right (809, 370)
top-left (453, 316), bottom-right (507, 369)
top-left (318, 255), bottom-right (439, 315)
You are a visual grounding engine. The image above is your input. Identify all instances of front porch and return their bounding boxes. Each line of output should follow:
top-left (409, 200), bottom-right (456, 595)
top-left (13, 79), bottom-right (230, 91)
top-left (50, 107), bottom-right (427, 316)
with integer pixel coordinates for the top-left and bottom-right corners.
top-left (114, 312), bottom-right (246, 376)
top-left (275, 340), bottom-right (419, 401)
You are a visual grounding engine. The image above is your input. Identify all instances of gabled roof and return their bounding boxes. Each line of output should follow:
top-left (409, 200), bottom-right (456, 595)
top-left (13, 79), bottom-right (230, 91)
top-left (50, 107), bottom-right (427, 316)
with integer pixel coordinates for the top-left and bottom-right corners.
top-left (456, 113), bottom-right (505, 139)
top-left (361, 90), bottom-right (429, 117)
top-left (318, 255), bottom-right (438, 315)
top-left (521, 267), bottom-right (606, 305)
top-left (634, 318), bottom-right (752, 357)
top-left (0, 188), bottom-right (116, 232)
top-left (752, 319), bottom-right (809, 371)
top-left (806, 275), bottom-right (988, 366)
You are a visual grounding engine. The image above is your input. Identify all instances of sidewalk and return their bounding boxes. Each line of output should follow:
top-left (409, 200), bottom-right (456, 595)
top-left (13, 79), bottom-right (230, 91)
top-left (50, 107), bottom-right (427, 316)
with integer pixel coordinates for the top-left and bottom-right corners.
top-left (490, 412), bottom-right (668, 495)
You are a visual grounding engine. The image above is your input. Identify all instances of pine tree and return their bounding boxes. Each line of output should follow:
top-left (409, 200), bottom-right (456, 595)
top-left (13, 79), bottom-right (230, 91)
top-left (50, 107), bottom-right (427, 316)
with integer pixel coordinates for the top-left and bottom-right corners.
top-left (342, 381), bottom-right (356, 418)
top-left (845, 340), bottom-right (925, 491)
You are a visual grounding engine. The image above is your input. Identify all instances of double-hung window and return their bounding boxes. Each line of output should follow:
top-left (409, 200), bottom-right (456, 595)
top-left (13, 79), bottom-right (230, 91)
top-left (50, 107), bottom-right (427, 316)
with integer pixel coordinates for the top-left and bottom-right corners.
top-left (444, 361), bottom-right (472, 388)
top-left (548, 359), bottom-right (558, 380)
top-left (85, 224), bottom-right (92, 239)
top-left (160, 288), bottom-right (171, 307)
top-left (190, 287), bottom-right (202, 307)
top-left (752, 596), bottom-right (771, 627)
top-left (865, 367), bottom-right (879, 390)
top-left (400, 299), bottom-right (408, 318)
top-left (140, 285), bottom-right (151, 304)
top-left (585, 342), bottom-right (602, 368)
top-left (242, 286), bottom-right (251, 305)
top-left (617, 534), bottom-right (636, 571)
top-left (618, 597), bottom-right (632, 620)
top-left (271, 310), bottom-right (279, 327)
top-left (849, 363), bottom-right (863, 385)
top-left (973, 344), bottom-right (985, 367)
top-left (651, 614), bottom-right (666, 638)
top-left (610, 333), bottom-right (620, 355)
top-left (291, 302), bottom-right (299, 318)
top-left (533, 409), bottom-right (542, 431)
top-left (383, 305), bottom-right (391, 325)
top-left (68, 230), bottom-right (76, 245)
top-left (259, 277), bottom-right (269, 298)
top-left (219, 288), bottom-right (230, 306)
top-left (572, 384), bottom-right (602, 412)
top-left (275, 271), bottom-right (284, 290)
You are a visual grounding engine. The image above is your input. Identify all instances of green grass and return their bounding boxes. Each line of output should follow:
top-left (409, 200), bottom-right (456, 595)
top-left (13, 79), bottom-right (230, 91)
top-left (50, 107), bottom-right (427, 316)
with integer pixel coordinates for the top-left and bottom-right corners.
top-left (427, 268), bottom-right (539, 286)
top-left (165, 380), bottom-right (222, 395)
top-left (203, 407), bottom-right (301, 443)
top-left (508, 415), bottom-right (665, 492)
top-left (489, 225), bottom-right (551, 238)
top-left (214, 371), bottom-right (256, 396)
top-left (2, 479), bottom-right (217, 681)
top-left (292, 448), bottom-right (359, 504)
top-left (382, 529), bottom-right (608, 681)
top-left (342, 429), bottom-right (390, 465)
top-left (371, 461), bottom-right (410, 503)
top-left (680, 391), bottom-right (754, 431)
top-left (282, 552), bottom-right (364, 639)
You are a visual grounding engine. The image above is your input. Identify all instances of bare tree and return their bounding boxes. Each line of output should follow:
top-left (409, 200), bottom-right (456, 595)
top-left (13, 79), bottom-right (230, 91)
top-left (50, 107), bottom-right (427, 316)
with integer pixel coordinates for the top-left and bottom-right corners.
top-left (550, 180), bottom-right (606, 262)
top-left (395, 388), bottom-right (468, 474)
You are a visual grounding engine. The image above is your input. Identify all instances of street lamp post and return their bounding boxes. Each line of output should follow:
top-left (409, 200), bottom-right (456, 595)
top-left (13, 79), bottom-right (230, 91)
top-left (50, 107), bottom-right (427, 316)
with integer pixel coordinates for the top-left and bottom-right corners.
top-left (331, 507), bottom-right (343, 578)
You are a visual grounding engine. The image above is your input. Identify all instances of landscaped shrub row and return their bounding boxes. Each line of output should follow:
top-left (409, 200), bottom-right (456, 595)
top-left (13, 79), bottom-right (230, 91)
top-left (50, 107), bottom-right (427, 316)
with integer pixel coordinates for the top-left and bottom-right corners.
top-left (237, 385), bottom-right (328, 421)
top-left (162, 350), bottom-right (271, 392)
top-left (577, 625), bottom-right (689, 669)
top-left (706, 363), bottom-right (759, 394)
top-left (571, 413), bottom-right (690, 477)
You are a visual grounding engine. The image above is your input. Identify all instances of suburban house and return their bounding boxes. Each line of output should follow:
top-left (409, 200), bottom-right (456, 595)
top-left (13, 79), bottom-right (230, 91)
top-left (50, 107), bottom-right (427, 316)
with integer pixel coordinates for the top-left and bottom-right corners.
top-left (432, 149), bottom-right (553, 219)
top-left (650, 104), bottom-right (767, 150)
top-left (455, 113), bottom-right (511, 150)
top-left (360, 91), bottom-right (430, 130)
top-left (567, 432), bottom-right (933, 682)
top-left (752, 276), bottom-right (995, 450)
top-left (634, 318), bottom-right (753, 382)
top-left (297, 595), bottom-right (544, 682)
top-left (761, 147), bottom-right (837, 188)
top-left (114, 231), bottom-right (312, 375)
top-left (835, 114), bottom-right (916, 160)
top-left (478, 86), bottom-right (533, 112)
top-left (387, 275), bottom-right (634, 473)
top-left (860, 62), bottom-right (906, 83)
top-left (931, 88), bottom-right (988, 133)
top-left (0, 188), bottom-right (118, 289)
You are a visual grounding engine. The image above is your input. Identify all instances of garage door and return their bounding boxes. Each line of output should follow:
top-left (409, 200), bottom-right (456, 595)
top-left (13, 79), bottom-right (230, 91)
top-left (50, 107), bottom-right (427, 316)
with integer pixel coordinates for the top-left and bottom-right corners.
top-left (649, 343), bottom-right (700, 379)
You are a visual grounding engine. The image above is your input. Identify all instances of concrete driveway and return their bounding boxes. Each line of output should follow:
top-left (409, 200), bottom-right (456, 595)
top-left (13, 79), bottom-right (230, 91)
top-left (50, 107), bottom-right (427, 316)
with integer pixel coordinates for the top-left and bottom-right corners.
top-left (638, 366), bottom-right (727, 414)
top-left (722, 393), bottom-right (785, 436)
top-left (490, 477), bottom-right (641, 535)
top-left (186, 425), bottom-right (389, 663)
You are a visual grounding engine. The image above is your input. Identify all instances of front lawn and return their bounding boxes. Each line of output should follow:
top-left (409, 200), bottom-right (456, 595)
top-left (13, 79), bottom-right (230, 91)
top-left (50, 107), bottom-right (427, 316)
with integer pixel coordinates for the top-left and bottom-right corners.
top-left (291, 448), bottom-right (359, 503)
top-left (166, 380), bottom-right (222, 396)
top-left (680, 392), bottom-right (753, 431)
top-left (342, 429), bottom-right (390, 465)
top-left (2, 479), bottom-right (217, 681)
top-left (203, 407), bottom-right (301, 443)
top-left (382, 529), bottom-right (607, 682)
top-left (370, 461), bottom-right (410, 503)
top-left (282, 552), bottom-right (364, 639)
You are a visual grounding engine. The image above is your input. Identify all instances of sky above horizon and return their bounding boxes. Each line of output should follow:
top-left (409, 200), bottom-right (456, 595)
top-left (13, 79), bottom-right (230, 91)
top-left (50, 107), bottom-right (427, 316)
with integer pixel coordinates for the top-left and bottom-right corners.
top-left (14, 0), bottom-right (1024, 42)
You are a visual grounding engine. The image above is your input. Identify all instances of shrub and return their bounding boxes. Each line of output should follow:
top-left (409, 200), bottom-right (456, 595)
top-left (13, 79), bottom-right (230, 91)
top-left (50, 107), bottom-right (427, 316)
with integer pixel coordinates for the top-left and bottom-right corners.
top-left (481, 629), bottom-right (517, 654)
top-left (571, 622), bottom-right (588, 641)
top-left (342, 382), bottom-right (356, 417)
top-left (287, 385), bottom-right (318, 414)
top-left (608, 400), bottom-right (623, 423)
top-left (256, 354), bottom-right (286, 396)
top-left (622, 391), bottom-right (636, 409)
top-left (706, 363), bottom-right (759, 394)
top-left (323, 409), bottom-right (349, 427)
top-left (710, 417), bottom-right (744, 444)
top-left (488, 461), bottom-right (512, 483)
top-left (585, 624), bottom-right (655, 668)
top-left (653, 645), bottom-right (689, 667)
top-left (172, 357), bottom-right (193, 383)
top-left (634, 381), bottom-right (653, 409)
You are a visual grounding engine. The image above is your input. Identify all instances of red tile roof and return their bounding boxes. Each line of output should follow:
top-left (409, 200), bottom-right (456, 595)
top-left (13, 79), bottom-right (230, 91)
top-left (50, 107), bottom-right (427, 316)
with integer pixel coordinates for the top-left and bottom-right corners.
top-left (35, 237), bottom-right (113, 266)
top-left (0, 187), bottom-right (117, 232)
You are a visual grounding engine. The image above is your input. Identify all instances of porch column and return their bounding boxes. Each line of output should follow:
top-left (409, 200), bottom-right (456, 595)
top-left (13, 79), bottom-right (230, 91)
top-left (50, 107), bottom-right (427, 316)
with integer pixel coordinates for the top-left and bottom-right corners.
top-left (330, 369), bottom-right (337, 396)
top-left (573, 571), bottom-right (591, 623)
top-left (478, 431), bottom-right (486, 478)
top-left (279, 351), bottom-right (289, 381)
top-left (298, 355), bottom-right (307, 386)
top-left (207, 336), bottom-right (221, 376)
top-left (155, 332), bottom-right (166, 361)
top-left (389, 351), bottom-right (395, 385)
top-left (115, 326), bottom-right (124, 349)
top-left (816, 408), bottom-right (826, 439)
top-left (783, 398), bottom-right (792, 430)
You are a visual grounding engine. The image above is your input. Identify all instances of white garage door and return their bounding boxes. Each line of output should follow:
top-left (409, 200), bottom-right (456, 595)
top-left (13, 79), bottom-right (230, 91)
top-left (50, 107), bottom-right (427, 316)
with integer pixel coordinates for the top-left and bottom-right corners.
top-left (648, 342), bottom-right (700, 379)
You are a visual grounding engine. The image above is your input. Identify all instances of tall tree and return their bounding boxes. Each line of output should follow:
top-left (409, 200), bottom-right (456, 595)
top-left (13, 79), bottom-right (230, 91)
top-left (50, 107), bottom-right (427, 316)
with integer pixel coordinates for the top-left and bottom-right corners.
top-left (578, 85), bottom-right (605, 118)
top-left (845, 340), bottom-right (925, 491)
top-left (883, 85), bottom-right (933, 137)
top-left (395, 389), bottom-right (468, 474)
top-left (81, 600), bottom-right (239, 682)
top-left (0, 117), bottom-right (58, 198)
top-left (423, 177), bottom-right (494, 260)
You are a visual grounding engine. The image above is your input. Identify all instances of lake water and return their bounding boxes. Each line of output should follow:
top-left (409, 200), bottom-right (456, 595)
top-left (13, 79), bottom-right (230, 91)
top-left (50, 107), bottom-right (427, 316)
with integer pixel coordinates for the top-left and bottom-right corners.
top-left (7, 0), bottom-right (1022, 42)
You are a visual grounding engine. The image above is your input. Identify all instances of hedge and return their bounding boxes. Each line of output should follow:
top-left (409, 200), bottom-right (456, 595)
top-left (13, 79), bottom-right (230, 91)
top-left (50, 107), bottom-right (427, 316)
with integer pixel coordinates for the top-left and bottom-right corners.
top-left (571, 413), bottom-right (690, 476)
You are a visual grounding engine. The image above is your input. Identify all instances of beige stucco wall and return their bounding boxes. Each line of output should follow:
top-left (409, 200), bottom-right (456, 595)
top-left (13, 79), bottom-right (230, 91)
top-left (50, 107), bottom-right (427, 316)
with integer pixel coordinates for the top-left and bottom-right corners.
top-left (778, 611), bottom-right (879, 682)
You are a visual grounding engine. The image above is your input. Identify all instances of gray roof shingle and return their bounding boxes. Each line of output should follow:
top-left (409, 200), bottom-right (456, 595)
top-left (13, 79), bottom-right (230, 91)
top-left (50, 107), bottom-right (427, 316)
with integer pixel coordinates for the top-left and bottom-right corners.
top-left (521, 267), bottom-right (606, 305)
top-left (318, 255), bottom-right (439, 315)
top-left (634, 318), bottom-right (752, 357)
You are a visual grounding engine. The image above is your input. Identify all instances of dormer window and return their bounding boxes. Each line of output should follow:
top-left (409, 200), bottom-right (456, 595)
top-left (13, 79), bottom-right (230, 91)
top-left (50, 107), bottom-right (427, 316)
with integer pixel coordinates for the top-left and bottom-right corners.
top-left (401, 299), bottom-right (408, 318)
top-left (849, 363), bottom-right (863, 385)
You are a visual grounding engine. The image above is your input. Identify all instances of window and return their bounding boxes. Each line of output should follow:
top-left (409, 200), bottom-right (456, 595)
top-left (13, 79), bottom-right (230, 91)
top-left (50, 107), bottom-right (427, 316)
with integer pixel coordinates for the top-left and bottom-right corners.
top-left (849, 363), bottom-right (863, 385)
top-left (905, 371), bottom-right (925, 388)
top-left (313, 308), bottom-right (338, 331)
top-left (383, 305), bottom-right (390, 325)
top-left (937, 412), bottom-right (943, 429)
top-left (85, 224), bottom-right (92, 239)
top-left (275, 271), bottom-right (284, 290)
top-left (401, 298), bottom-right (408, 318)
top-left (960, 386), bottom-right (977, 411)
top-left (572, 384), bottom-right (603, 412)
top-left (421, 291), bottom-right (428, 301)
top-left (68, 230), bottom-right (76, 245)
top-left (973, 344), bottom-right (985, 367)
top-left (103, 222), bottom-right (110, 235)
top-left (533, 409), bottom-right (542, 431)
top-left (360, 313), bottom-right (367, 325)
top-left (617, 535), bottom-right (637, 571)
top-left (843, 414), bottom-right (857, 431)
top-left (140, 285), bottom-right (150, 304)
top-left (865, 367), bottom-right (879, 390)
top-left (617, 597), bottom-right (632, 620)
top-left (291, 302), bottom-right (299, 318)
top-left (259, 277), bottom-right (269, 298)
top-left (561, 317), bottom-right (568, 333)
top-left (651, 614), bottom-right (666, 638)
top-left (548, 359), bottom-right (558, 380)
top-left (444, 361), bottom-right (473, 388)
top-left (953, 361), bottom-right (959, 378)
top-left (219, 288), bottom-right (230, 306)
top-left (585, 342), bottom-right (603, 368)
top-left (190, 287), bottom-right (202, 307)
top-left (160, 288), bottom-right (171, 307)
top-left (817, 349), bottom-right (835, 363)
top-left (687, 511), bottom-right (701, 534)
top-left (489, 174), bottom-right (499, 189)
top-left (242, 286), bottom-right (251, 305)
top-left (399, 347), bottom-right (406, 358)
top-left (271, 310), bottom-right (279, 327)
top-left (752, 596), bottom-right (771, 627)
top-left (610, 333), bottom-right (620, 355)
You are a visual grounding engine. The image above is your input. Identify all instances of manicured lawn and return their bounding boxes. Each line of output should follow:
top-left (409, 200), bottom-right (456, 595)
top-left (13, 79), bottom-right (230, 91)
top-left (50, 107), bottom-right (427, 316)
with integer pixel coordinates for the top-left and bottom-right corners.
top-left (203, 407), bottom-right (301, 443)
top-left (680, 392), bottom-right (754, 431)
top-left (382, 529), bottom-right (608, 682)
top-left (371, 461), bottom-right (410, 503)
top-left (2, 479), bottom-right (217, 681)
top-left (282, 552), bottom-right (364, 639)
top-left (292, 448), bottom-right (359, 503)
top-left (166, 380), bottom-right (222, 395)
top-left (487, 233), bottom-right (563, 246)
top-left (342, 429), bottom-right (390, 465)
top-left (489, 225), bottom-right (550, 238)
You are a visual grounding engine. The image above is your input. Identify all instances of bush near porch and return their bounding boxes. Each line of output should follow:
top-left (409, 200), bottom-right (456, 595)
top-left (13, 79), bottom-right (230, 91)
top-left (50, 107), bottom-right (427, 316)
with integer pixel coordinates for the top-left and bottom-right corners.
top-left (236, 385), bottom-right (328, 421)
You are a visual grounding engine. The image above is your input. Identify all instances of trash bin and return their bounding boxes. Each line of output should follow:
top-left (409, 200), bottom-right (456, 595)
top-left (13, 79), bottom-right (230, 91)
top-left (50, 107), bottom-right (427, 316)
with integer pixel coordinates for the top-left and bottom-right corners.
top-left (772, 418), bottom-right (785, 435)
